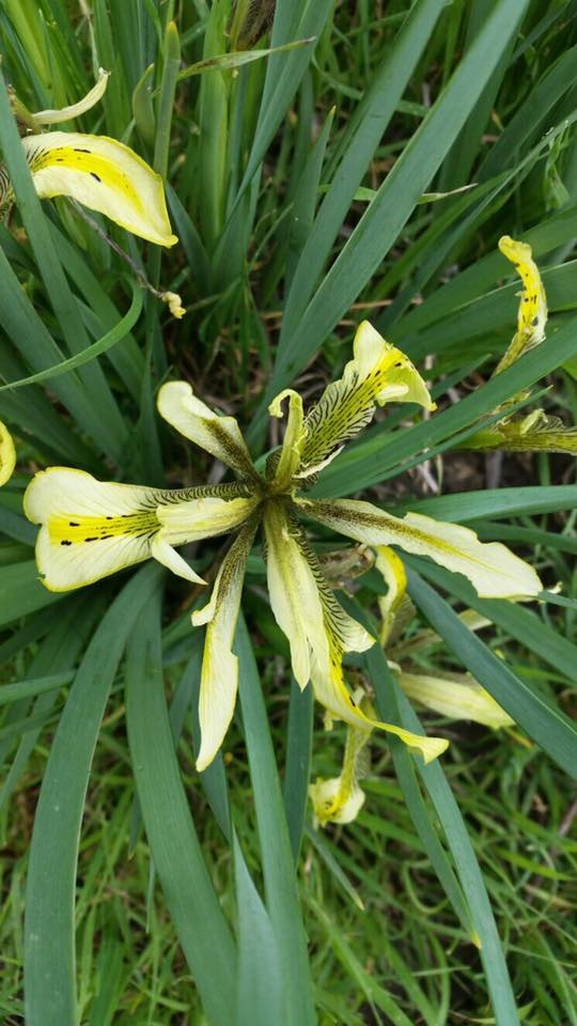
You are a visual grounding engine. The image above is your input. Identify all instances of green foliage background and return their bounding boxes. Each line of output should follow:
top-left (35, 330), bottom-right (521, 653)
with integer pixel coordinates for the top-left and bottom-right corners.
top-left (1, 1), bottom-right (576, 1023)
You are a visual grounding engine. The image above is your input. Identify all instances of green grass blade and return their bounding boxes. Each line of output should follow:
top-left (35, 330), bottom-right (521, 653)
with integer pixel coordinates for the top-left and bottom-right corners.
top-left (0, 672), bottom-right (74, 706)
top-left (125, 587), bottom-right (237, 1026)
top-left (24, 565), bottom-right (162, 1026)
top-left (0, 561), bottom-right (64, 626)
top-left (236, 614), bottom-right (316, 1026)
top-left (390, 485), bottom-right (577, 522)
top-left (282, 0), bottom-right (447, 335)
top-left (249, 0), bottom-right (530, 439)
top-left (233, 831), bottom-right (284, 1026)
top-left (365, 647), bottom-right (521, 1024)
top-left (406, 567), bottom-right (577, 782)
top-left (282, 679), bottom-right (313, 863)
top-left (0, 285), bottom-right (142, 392)
top-left (411, 560), bottom-right (577, 682)
top-left (235, 0), bottom-right (333, 193)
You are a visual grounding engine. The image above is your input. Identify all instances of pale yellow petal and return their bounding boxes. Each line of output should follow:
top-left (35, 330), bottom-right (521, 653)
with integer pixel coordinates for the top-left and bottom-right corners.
top-left (309, 651), bottom-right (448, 763)
top-left (297, 320), bottom-right (434, 478)
top-left (373, 545), bottom-right (407, 644)
top-left (0, 420), bottom-right (16, 485)
top-left (150, 535), bottom-right (206, 585)
top-left (495, 235), bottom-right (547, 374)
top-left (302, 498), bottom-right (542, 599)
top-left (399, 671), bottom-right (514, 728)
top-left (23, 467), bottom-right (223, 591)
top-left (193, 520), bottom-right (257, 772)
top-left (309, 775), bottom-right (366, 827)
top-left (23, 467), bottom-right (165, 592)
top-left (157, 381), bottom-right (257, 478)
top-left (267, 389), bottom-right (305, 490)
top-left (263, 502), bottom-right (329, 688)
top-left (22, 131), bottom-right (177, 246)
top-left (157, 492), bottom-right (259, 544)
top-left (32, 68), bottom-right (110, 124)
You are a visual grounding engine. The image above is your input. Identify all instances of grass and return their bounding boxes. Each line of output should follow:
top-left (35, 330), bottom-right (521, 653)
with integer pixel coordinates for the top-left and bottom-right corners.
top-left (1, 1), bottom-right (577, 1023)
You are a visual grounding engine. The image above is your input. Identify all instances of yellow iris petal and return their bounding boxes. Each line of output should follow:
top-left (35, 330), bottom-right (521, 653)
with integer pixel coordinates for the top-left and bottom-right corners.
top-left (0, 420), bottom-right (16, 486)
top-left (157, 381), bottom-right (258, 479)
top-left (22, 131), bottom-right (177, 247)
top-left (24, 468), bottom-right (166, 592)
top-left (398, 670), bottom-right (514, 729)
top-left (192, 520), bottom-right (257, 772)
top-left (297, 321), bottom-right (434, 478)
top-left (495, 235), bottom-right (547, 374)
top-left (301, 497), bottom-right (542, 599)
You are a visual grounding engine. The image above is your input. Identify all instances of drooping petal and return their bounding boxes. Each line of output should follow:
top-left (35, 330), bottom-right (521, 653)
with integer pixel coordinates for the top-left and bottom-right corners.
top-left (398, 670), bottom-right (514, 728)
top-left (308, 624), bottom-right (448, 764)
top-left (309, 697), bottom-right (371, 827)
top-left (157, 381), bottom-right (258, 479)
top-left (150, 535), bottom-right (206, 585)
top-left (296, 321), bottom-right (435, 479)
top-left (32, 68), bottom-right (110, 125)
top-left (192, 518), bottom-right (258, 772)
top-left (301, 497), bottom-right (542, 599)
top-left (23, 468), bottom-right (229, 592)
top-left (0, 420), bottom-right (16, 485)
top-left (265, 501), bottom-right (446, 763)
top-left (267, 389), bottom-right (305, 490)
top-left (21, 131), bottom-right (177, 246)
top-left (495, 235), bottom-right (547, 374)
top-left (309, 775), bottom-right (366, 827)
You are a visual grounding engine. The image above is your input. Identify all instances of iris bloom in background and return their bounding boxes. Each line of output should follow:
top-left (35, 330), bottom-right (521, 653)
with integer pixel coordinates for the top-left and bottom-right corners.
top-left (0, 420), bottom-right (16, 485)
top-left (1, 68), bottom-right (177, 248)
top-left (24, 321), bottom-right (542, 771)
top-left (466, 235), bottom-right (577, 454)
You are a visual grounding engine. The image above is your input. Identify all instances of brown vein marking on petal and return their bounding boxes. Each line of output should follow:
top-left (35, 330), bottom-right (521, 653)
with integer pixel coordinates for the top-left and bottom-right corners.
top-left (207, 418), bottom-right (259, 478)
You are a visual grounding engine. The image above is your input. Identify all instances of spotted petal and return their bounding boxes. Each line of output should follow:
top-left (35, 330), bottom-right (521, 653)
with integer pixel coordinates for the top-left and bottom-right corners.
top-left (157, 381), bottom-right (258, 479)
top-left (0, 420), bottom-right (16, 485)
top-left (23, 468), bottom-right (225, 592)
top-left (296, 321), bottom-right (434, 478)
top-left (301, 498), bottom-right (542, 599)
top-left (192, 519), bottom-right (257, 771)
top-left (495, 235), bottom-right (547, 374)
top-left (21, 131), bottom-right (177, 246)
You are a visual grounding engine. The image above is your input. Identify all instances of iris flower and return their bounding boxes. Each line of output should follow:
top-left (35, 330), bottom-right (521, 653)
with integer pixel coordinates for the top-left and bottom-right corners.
top-left (1, 69), bottom-right (177, 247)
top-left (466, 236), bottom-right (577, 454)
top-left (24, 322), bottom-right (542, 770)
